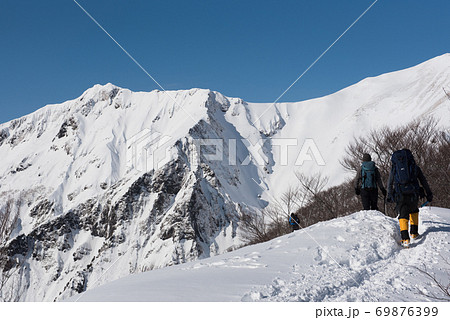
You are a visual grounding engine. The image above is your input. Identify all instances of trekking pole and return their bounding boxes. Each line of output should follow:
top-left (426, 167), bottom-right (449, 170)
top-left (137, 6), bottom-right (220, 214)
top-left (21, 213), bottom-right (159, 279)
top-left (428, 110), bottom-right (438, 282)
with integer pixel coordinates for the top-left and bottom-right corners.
top-left (420, 201), bottom-right (429, 208)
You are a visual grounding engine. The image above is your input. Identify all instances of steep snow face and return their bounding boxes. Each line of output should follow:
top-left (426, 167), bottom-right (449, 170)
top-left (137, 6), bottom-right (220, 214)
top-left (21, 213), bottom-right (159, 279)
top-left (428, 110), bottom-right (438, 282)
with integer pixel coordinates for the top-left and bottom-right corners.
top-left (70, 207), bottom-right (450, 302)
top-left (0, 54), bottom-right (449, 301)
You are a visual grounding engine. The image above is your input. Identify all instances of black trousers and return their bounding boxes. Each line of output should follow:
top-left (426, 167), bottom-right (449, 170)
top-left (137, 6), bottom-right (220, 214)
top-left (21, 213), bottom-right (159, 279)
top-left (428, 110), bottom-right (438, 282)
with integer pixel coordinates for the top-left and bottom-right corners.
top-left (360, 188), bottom-right (379, 210)
top-left (396, 193), bottom-right (419, 219)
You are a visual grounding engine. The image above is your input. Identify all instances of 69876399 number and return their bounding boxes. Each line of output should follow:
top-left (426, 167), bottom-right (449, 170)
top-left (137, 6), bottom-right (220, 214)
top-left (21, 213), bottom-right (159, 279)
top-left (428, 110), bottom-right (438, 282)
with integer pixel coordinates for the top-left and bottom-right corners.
top-left (375, 306), bottom-right (438, 317)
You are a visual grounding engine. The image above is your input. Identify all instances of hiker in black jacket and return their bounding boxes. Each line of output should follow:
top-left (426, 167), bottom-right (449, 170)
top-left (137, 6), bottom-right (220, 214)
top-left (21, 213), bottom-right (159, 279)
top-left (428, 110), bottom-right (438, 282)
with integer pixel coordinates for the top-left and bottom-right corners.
top-left (387, 149), bottom-right (433, 247)
top-left (354, 153), bottom-right (387, 211)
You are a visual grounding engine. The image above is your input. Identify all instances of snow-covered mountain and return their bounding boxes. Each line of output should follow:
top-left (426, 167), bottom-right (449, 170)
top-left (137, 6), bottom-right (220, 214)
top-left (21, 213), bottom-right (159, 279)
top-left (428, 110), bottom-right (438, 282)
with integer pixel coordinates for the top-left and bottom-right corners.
top-left (69, 206), bottom-right (450, 302)
top-left (0, 54), bottom-right (449, 301)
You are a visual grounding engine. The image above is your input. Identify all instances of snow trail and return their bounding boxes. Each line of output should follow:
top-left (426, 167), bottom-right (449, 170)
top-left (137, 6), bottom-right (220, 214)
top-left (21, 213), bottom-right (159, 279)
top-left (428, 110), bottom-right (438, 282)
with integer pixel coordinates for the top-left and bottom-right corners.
top-left (244, 207), bottom-right (450, 302)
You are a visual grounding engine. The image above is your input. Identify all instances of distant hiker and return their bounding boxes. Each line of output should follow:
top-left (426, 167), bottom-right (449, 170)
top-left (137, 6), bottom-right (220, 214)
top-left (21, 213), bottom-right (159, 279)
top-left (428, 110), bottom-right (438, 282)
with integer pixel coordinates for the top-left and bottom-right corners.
top-left (289, 213), bottom-right (300, 231)
top-left (387, 149), bottom-right (433, 247)
top-left (354, 153), bottom-right (387, 211)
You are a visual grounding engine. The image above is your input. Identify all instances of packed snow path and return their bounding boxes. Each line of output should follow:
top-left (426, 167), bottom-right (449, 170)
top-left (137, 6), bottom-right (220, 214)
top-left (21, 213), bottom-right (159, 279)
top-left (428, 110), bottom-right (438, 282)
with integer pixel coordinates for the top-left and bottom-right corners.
top-left (244, 207), bottom-right (450, 302)
top-left (71, 207), bottom-right (450, 302)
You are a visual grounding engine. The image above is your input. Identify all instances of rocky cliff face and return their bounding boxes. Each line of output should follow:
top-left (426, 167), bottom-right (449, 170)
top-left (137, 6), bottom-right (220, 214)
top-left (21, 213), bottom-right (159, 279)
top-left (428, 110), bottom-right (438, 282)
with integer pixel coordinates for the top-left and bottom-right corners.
top-left (2, 153), bottom-right (240, 301)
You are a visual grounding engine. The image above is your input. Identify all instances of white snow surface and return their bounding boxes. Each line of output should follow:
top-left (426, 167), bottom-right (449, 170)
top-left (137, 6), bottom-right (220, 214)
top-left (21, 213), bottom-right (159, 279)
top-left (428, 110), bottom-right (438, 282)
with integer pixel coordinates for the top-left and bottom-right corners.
top-left (70, 207), bottom-right (450, 302)
top-left (0, 54), bottom-right (449, 302)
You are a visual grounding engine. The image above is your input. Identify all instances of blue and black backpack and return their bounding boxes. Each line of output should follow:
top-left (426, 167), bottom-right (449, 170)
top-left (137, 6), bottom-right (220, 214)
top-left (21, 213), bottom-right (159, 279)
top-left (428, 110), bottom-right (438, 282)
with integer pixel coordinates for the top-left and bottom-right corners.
top-left (361, 161), bottom-right (377, 189)
top-left (390, 149), bottom-right (420, 199)
top-left (289, 214), bottom-right (299, 226)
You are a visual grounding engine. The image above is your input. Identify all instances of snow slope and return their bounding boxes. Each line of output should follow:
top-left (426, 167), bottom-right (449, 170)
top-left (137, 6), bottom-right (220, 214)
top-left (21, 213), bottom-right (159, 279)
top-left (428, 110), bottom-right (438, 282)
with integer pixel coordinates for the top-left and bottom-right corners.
top-left (70, 207), bottom-right (450, 302)
top-left (240, 53), bottom-right (450, 196)
top-left (0, 54), bottom-right (449, 301)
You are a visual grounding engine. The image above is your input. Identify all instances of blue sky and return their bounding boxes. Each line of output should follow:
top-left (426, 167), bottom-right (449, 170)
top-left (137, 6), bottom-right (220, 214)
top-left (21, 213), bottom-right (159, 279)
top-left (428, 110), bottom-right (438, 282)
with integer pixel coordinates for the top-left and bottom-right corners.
top-left (1, 0), bottom-right (449, 123)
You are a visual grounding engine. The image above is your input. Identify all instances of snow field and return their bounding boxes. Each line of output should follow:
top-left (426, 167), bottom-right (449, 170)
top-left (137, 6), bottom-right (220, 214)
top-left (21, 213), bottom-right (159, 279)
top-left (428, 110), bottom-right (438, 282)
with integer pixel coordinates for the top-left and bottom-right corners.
top-left (71, 207), bottom-right (450, 302)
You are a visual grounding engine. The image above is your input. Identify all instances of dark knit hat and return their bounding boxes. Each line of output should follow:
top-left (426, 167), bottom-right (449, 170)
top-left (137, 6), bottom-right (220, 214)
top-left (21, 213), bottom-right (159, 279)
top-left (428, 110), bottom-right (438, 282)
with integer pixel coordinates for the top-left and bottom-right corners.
top-left (362, 153), bottom-right (371, 162)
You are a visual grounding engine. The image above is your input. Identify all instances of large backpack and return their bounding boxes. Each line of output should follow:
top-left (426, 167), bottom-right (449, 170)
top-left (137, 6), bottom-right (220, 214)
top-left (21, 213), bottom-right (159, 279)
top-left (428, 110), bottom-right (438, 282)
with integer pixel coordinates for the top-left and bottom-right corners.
top-left (390, 149), bottom-right (420, 198)
top-left (289, 214), bottom-right (299, 226)
top-left (361, 161), bottom-right (377, 189)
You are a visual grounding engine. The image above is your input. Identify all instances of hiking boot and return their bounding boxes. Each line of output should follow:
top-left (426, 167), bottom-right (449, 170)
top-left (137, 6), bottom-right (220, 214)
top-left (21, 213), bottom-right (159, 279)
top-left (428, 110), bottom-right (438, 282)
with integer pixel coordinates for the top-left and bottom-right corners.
top-left (410, 233), bottom-right (420, 240)
top-left (401, 239), bottom-right (410, 248)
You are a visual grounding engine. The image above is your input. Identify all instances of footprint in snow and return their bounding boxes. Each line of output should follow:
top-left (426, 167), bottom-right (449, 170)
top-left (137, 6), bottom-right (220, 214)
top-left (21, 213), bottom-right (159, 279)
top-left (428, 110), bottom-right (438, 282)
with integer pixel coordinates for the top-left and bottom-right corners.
top-left (244, 251), bottom-right (261, 259)
top-left (266, 239), bottom-right (283, 250)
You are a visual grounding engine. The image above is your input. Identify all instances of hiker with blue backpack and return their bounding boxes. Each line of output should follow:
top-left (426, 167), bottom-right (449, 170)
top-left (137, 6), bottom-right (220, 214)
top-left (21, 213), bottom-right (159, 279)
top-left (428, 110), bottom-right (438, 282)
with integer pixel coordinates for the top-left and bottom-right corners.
top-left (355, 153), bottom-right (387, 211)
top-left (387, 149), bottom-right (433, 247)
top-left (289, 213), bottom-right (300, 231)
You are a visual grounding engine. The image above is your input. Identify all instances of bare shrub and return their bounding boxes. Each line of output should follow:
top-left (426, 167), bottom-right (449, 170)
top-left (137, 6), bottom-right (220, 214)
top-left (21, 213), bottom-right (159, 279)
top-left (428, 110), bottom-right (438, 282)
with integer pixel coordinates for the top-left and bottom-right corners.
top-left (413, 256), bottom-right (450, 301)
top-left (239, 187), bottom-right (305, 244)
top-left (239, 209), bottom-right (271, 245)
top-left (0, 196), bottom-right (22, 301)
top-left (294, 173), bottom-right (361, 227)
top-left (0, 259), bottom-right (24, 302)
top-left (0, 198), bottom-right (21, 246)
top-left (265, 186), bottom-right (304, 235)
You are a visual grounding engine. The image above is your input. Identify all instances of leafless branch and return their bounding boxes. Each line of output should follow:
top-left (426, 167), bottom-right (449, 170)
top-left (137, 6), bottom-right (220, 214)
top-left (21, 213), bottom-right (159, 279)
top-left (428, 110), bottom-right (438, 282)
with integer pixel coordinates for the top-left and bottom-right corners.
top-left (412, 257), bottom-right (450, 302)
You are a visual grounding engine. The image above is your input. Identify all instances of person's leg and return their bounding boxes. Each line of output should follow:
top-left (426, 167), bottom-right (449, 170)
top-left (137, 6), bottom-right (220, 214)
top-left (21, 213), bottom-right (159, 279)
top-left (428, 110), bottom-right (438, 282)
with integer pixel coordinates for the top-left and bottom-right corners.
top-left (361, 189), bottom-right (371, 210)
top-left (397, 197), bottom-right (410, 243)
top-left (369, 189), bottom-right (379, 211)
top-left (410, 213), bottom-right (419, 237)
top-left (399, 217), bottom-right (410, 242)
top-left (409, 195), bottom-right (420, 238)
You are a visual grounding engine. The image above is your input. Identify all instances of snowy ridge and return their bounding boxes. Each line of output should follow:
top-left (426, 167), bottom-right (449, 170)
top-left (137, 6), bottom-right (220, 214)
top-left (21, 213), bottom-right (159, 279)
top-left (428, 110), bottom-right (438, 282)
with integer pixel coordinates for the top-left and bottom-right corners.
top-left (71, 207), bottom-right (450, 302)
top-left (0, 54), bottom-right (449, 301)
top-left (239, 53), bottom-right (450, 194)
